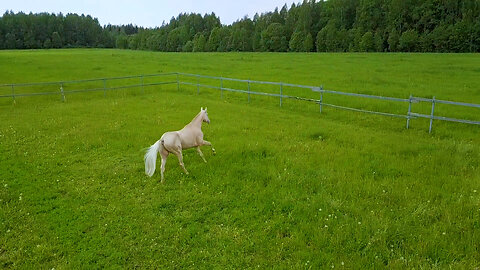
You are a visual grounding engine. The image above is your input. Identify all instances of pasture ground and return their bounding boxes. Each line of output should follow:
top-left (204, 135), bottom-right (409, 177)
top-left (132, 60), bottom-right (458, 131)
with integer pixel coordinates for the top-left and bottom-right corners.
top-left (0, 49), bottom-right (479, 268)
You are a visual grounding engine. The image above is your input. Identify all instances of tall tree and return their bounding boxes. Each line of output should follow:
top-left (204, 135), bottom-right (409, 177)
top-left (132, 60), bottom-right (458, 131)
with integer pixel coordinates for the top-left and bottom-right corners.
top-left (51, 31), bottom-right (62, 48)
top-left (399, 29), bottom-right (419, 52)
top-left (261, 23), bottom-right (288, 52)
top-left (192, 33), bottom-right (206, 52)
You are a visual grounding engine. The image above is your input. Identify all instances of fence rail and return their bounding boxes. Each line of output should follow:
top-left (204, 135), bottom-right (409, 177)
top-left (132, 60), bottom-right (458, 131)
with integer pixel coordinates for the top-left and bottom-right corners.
top-left (178, 73), bottom-right (479, 133)
top-left (1, 72), bottom-right (479, 133)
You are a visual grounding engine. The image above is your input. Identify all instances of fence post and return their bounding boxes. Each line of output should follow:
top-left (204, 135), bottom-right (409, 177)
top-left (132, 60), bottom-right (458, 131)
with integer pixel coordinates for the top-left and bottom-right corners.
top-left (320, 85), bottom-right (324, 113)
top-left (60, 83), bottom-right (65, 102)
top-left (247, 80), bottom-right (251, 103)
top-left (220, 77), bottom-right (223, 99)
top-left (103, 79), bottom-right (107, 97)
top-left (141, 75), bottom-right (144, 94)
top-left (429, 96), bottom-right (436, 133)
top-left (177, 73), bottom-right (180, 91)
top-left (197, 75), bottom-right (200, 95)
top-left (280, 83), bottom-right (283, 107)
top-left (11, 85), bottom-right (16, 104)
top-left (176, 73), bottom-right (180, 91)
top-left (406, 94), bottom-right (412, 129)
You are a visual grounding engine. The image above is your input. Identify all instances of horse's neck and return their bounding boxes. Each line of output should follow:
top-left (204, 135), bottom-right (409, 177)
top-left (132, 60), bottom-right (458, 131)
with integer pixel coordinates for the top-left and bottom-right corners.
top-left (185, 112), bottom-right (203, 129)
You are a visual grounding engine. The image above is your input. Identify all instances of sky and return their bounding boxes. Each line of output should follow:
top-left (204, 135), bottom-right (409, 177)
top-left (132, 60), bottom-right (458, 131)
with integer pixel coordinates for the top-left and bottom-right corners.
top-left (2, 0), bottom-right (298, 27)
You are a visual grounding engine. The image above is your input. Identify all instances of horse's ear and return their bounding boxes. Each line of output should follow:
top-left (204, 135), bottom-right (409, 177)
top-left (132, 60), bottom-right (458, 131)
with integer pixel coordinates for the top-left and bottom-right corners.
top-left (201, 107), bottom-right (204, 111)
top-left (205, 107), bottom-right (208, 112)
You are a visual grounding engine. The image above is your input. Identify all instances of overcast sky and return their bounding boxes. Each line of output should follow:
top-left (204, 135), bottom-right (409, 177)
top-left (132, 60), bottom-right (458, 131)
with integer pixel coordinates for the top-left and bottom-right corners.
top-left (3, 0), bottom-right (298, 27)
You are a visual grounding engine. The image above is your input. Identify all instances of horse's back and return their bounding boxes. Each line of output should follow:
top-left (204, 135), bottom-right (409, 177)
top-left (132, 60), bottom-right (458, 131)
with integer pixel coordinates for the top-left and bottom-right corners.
top-left (161, 131), bottom-right (182, 148)
top-left (161, 126), bottom-right (203, 150)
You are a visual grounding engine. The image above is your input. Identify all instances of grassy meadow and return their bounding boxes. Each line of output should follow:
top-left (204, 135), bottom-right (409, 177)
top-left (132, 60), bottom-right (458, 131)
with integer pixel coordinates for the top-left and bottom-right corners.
top-left (0, 49), bottom-right (479, 268)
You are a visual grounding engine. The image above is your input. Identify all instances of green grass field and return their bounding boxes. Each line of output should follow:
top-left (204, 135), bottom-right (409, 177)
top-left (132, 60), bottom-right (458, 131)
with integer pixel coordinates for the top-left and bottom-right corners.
top-left (1, 49), bottom-right (479, 268)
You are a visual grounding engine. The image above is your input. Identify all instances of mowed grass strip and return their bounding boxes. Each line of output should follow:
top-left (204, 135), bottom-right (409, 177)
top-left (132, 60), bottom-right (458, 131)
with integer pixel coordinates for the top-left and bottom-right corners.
top-left (0, 49), bottom-right (479, 268)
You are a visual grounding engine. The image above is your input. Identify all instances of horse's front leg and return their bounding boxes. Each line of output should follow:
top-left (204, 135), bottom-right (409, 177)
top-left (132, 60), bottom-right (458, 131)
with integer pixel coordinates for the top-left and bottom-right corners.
top-left (202, 140), bottom-right (216, 155)
top-left (196, 146), bottom-right (208, 163)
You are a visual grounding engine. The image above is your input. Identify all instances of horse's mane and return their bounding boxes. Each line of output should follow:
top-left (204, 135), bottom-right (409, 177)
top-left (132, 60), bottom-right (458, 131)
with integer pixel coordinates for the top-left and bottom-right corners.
top-left (186, 110), bottom-right (204, 126)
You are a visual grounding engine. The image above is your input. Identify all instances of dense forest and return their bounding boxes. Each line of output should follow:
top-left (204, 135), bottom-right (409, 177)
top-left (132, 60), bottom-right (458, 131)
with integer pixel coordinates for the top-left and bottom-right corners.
top-left (1, 0), bottom-right (480, 52)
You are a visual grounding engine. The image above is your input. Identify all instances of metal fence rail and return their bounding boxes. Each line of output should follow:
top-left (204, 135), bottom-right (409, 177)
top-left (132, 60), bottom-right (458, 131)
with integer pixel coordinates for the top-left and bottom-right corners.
top-left (178, 73), bottom-right (480, 133)
top-left (0, 81), bottom-right (177, 99)
top-left (1, 73), bottom-right (178, 102)
top-left (1, 72), bottom-right (479, 133)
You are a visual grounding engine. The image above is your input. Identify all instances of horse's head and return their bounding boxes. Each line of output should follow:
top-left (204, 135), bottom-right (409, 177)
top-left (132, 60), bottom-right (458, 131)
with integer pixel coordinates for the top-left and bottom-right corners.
top-left (201, 107), bottom-right (210, 124)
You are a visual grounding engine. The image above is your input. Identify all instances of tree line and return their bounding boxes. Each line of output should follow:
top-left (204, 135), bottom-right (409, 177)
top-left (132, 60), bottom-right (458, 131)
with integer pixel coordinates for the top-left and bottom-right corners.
top-left (0, 11), bottom-right (143, 49)
top-left (1, 0), bottom-right (480, 52)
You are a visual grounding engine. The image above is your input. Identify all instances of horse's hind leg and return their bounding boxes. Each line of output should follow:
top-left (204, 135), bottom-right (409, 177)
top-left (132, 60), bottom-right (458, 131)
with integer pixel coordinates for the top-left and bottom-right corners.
top-left (172, 148), bottom-right (189, 175)
top-left (160, 150), bottom-right (168, 183)
top-left (196, 146), bottom-right (207, 163)
top-left (163, 138), bottom-right (189, 176)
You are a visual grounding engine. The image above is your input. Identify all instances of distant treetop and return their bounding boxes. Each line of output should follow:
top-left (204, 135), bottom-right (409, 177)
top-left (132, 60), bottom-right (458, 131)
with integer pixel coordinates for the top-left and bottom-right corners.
top-left (1, 0), bottom-right (479, 52)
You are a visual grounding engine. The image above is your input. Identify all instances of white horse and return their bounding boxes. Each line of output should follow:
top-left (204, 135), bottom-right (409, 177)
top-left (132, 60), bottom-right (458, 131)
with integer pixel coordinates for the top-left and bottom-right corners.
top-left (144, 107), bottom-right (215, 182)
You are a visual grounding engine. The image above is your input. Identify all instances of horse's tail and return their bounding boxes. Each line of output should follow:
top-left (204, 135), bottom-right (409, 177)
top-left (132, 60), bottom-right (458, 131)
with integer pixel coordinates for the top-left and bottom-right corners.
top-left (144, 139), bottom-right (162, 177)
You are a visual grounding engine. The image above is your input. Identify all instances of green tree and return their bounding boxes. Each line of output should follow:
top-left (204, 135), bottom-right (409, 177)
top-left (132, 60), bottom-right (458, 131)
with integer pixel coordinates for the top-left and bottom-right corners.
top-left (359, 31), bottom-right (374, 52)
top-left (351, 28), bottom-right (364, 52)
top-left (316, 22), bottom-right (349, 52)
top-left (328, 0), bottom-right (358, 30)
top-left (419, 32), bottom-right (434, 52)
top-left (5, 32), bottom-right (17, 49)
top-left (450, 20), bottom-right (475, 52)
top-left (193, 33), bottom-right (206, 52)
top-left (285, 3), bottom-right (299, 40)
top-left (51, 31), bottom-right (62, 48)
top-left (43, 38), bottom-right (52, 48)
top-left (290, 30), bottom-right (314, 52)
top-left (206, 27), bottom-right (221, 51)
top-left (374, 31), bottom-right (384, 52)
top-left (304, 32), bottom-right (314, 52)
top-left (155, 30), bottom-right (168, 51)
top-left (270, 7), bottom-right (285, 25)
top-left (252, 12), bottom-right (269, 52)
top-left (206, 27), bottom-right (231, 52)
top-left (316, 28), bottom-right (327, 52)
top-left (399, 29), bottom-right (418, 52)
top-left (252, 31), bottom-right (263, 52)
top-left (115, 34), bottom-right (128, 49)
top-left (1, 2), bottom-right (479, 53)
top-left (166, 27), bottom-right (184, 52)
top-left (430, 25), bottom-right (453, 52)
top-left (146, 33), bottom-right (166, 51)
top-left (183, 40), bottom-right (193, 52)
top-left (355, 0), bottom-right (386, 32)
top-left (289, 30), bottom-right (304, 52)
top-left (298, 0), bottom-right (313, 33)
top-left (229, 18), bottom-right (254, 51)
top-left (261, 23), bottom-right (287, 52)
top-left (387, 28), bottom-right (400, 52)
top-left (216, 28), bottom-right (232, 52)
top-left (203, 13), bottom-right (221, 36)
top-left (24, 30), bottom-right (39, 49)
